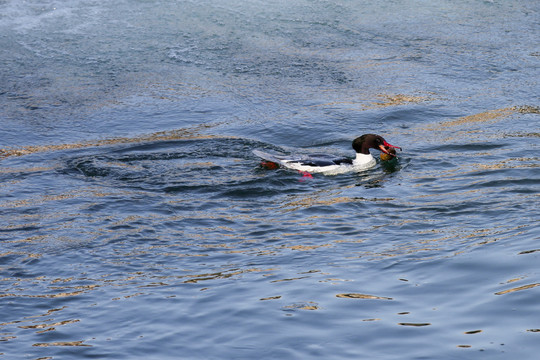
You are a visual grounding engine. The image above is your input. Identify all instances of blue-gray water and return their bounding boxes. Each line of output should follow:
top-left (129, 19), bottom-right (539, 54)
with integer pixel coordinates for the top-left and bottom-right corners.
top-left (1, 1), bottom-right (539, 359)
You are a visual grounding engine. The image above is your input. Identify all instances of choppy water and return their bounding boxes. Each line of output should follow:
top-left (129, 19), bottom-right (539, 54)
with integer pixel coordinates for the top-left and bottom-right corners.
top-left (1, 1), bottom-right (539, 359)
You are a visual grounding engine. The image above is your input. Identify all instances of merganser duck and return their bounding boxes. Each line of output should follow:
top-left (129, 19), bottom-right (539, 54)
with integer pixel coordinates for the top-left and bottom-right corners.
top-left (254, 134), bottom-right (401, 175)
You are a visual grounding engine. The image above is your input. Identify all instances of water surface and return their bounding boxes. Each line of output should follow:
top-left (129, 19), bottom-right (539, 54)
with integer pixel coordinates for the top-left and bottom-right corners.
top-left (1, 1), bottom-right (539, 359)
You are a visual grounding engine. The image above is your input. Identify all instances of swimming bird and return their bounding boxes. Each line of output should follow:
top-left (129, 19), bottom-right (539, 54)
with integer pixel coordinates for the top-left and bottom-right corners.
top-left (253, 134), bottom-right (401, 175)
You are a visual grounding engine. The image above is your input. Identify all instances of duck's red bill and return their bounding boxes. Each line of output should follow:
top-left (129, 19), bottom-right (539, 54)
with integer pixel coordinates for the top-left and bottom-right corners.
top-left (380, 141), bottom-right (401, 157)
top-left (383, 140), bottom-right (402, 151)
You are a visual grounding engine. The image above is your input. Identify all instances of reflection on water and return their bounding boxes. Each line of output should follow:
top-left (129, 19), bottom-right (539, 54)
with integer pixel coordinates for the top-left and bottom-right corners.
top-left (0, 124), bottom-right (225, 159)
top-left (1, 102), bottom-right (537, 358)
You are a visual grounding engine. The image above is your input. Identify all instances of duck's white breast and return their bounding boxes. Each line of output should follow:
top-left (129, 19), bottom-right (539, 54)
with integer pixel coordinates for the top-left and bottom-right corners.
top-left (282, 153), bottom-right (376, 175)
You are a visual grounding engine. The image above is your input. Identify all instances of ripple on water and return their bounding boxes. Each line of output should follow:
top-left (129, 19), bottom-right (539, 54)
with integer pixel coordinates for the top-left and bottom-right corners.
top-left (0, 105), bottom-right (538, 359)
